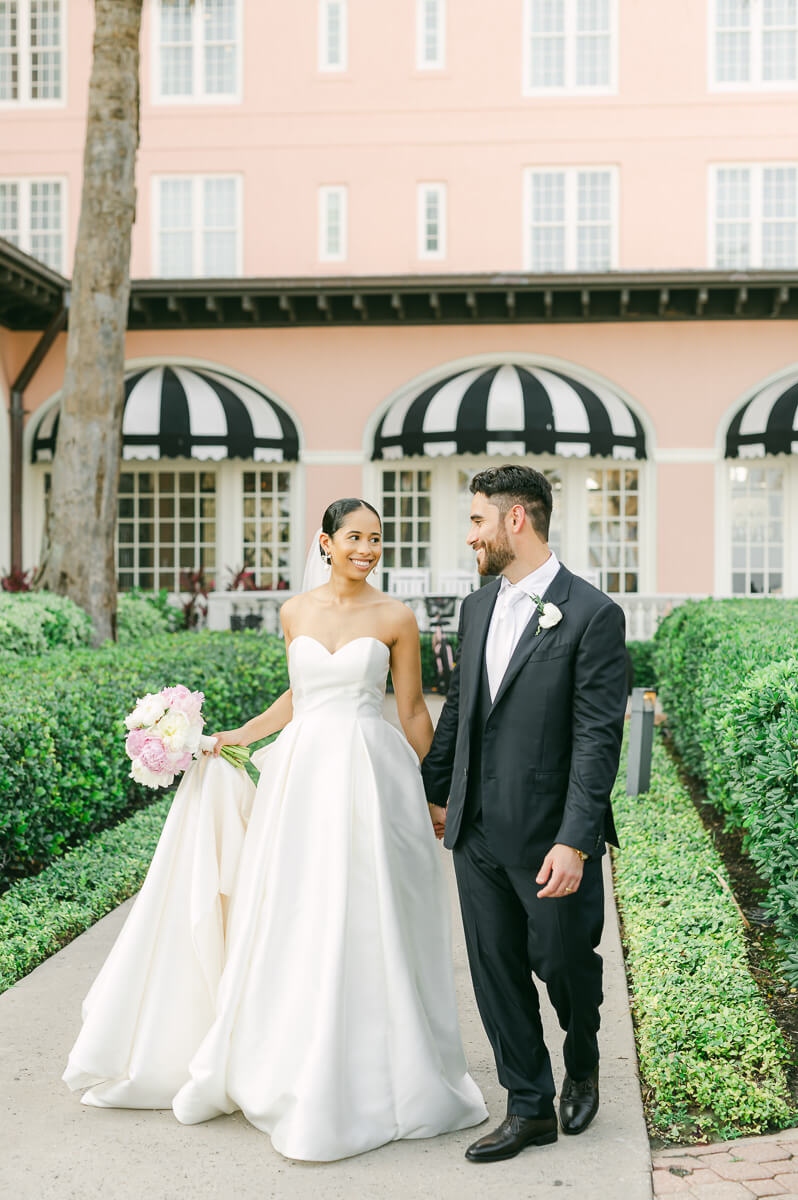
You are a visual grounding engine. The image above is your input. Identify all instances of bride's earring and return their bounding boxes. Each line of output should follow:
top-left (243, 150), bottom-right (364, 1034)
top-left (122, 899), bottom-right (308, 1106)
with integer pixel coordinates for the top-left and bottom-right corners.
top-left (324, 553), bottom-right (332, 565)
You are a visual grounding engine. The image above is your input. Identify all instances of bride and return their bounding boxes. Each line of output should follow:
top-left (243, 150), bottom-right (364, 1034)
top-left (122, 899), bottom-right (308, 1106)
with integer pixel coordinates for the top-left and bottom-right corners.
top-left (63, 497), bottom-right (487, 1162)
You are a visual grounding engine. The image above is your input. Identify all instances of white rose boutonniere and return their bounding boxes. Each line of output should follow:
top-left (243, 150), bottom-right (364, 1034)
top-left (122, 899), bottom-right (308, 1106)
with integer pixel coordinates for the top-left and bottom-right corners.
top-left (533, 596), bottom-right (563, 636)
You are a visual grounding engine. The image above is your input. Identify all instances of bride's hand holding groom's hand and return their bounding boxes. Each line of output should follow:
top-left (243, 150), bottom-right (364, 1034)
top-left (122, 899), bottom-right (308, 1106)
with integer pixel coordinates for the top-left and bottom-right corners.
top-left (428, 803), bottom-right (447, 840)
top-left (535, 844), bottom-right (585, 898)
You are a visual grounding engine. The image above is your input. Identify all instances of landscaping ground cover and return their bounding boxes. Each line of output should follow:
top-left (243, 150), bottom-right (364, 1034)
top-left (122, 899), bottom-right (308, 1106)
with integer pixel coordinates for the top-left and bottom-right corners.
top-left (0, 632), bottom-right (289, 889)
top-left (0, 795), bottom-right (171, 994)
top-left (612, 732), bottom-right (794, 1142)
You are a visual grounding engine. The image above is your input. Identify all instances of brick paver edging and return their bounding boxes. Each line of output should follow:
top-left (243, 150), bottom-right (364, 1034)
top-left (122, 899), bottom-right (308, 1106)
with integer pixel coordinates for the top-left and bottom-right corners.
top-left (653, 1128), bottom-right (798, 1198)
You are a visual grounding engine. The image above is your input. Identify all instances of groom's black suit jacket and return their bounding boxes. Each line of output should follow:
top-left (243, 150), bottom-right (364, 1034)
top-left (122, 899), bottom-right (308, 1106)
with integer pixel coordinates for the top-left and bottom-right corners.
top-left (421, 564), bottom-right (627, 868)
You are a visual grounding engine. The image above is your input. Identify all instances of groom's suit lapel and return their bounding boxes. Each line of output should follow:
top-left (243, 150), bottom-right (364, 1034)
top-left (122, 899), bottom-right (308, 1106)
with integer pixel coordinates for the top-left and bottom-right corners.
top-left (463, 579), bottom-right (500, 726)
top-left (489, 564), bottom-right (574, 712)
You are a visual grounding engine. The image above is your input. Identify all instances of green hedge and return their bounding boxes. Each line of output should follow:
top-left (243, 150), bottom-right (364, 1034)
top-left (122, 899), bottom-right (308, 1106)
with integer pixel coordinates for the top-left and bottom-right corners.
top-left (419, 630), bottom-right (459, 691)
top-left (0, 795), bottom-right (171, 994)
top-left (613, 734), bottom-right (793, 1141)
top-left (0, 632), bottom-right (289, 889)
top-left (719, 657), bottom-right (798, 983)
top-left (653, 599), bottom-right (798, 985)
top-left (0, 593), bottom-right (93, 655)
top-left (627, 639), bottom-right (657, 690)
top-left (653, 598), bottom-right (798, 808)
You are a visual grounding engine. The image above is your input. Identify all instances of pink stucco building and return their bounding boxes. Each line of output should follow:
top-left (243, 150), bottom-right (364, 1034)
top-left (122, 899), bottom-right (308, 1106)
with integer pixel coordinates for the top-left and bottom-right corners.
top-left (1, 0), bottom-right (797, 634)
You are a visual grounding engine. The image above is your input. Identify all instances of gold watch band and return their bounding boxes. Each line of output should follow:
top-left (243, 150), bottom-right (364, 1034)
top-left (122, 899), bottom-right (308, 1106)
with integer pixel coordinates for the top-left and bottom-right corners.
top-left (573, 848), bottom-right (588, 862)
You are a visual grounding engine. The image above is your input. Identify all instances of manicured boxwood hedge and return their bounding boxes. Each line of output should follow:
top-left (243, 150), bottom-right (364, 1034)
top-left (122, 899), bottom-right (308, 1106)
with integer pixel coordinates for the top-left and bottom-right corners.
top-left (613, 734), bottom-right (793, 1141)
top-left (0, 632), bottom-right (289, 889)
top-left (719, 656), bottom-right (798, 983)
top-left (0, 794), bottom-right (171, 994)
top-left (653, 598), bottom-right (798, 984)
top-left (653, 598), bottom-right (798, 809)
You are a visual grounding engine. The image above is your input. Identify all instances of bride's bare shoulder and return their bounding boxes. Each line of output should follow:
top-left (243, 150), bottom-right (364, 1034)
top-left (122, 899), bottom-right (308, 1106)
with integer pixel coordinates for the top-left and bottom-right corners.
top-left (371, 591), bottom-right (420, 636)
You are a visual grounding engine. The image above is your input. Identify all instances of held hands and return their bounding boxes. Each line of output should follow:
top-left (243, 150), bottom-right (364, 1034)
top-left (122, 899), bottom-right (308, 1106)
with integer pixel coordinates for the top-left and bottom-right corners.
top-left (428, 803), bottom-right (447, 840)
top-left (536, 844), bottom-right (585, 899)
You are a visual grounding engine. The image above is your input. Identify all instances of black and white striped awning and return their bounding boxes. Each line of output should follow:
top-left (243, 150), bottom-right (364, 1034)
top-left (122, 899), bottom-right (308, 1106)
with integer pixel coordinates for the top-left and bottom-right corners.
top-left (31, 365), bottom-right (300, 464)
top-left (725, 371), bottom-right (798, 458)
top-left (372, 363), bottom-right (646, 461)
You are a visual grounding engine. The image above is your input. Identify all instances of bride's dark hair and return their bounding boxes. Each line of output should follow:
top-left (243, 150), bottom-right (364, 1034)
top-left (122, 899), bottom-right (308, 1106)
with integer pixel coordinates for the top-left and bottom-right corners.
top-left (320, 498), bottom-right (381, 558)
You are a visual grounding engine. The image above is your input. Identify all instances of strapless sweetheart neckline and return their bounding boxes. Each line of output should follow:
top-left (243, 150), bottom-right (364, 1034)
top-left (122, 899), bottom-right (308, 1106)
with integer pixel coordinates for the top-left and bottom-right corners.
top-left (290, 634), bottom-right (391, 657)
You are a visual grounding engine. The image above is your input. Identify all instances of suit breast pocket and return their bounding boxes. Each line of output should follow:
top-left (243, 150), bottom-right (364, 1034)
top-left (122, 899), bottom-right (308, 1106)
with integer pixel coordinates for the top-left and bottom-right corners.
top-left (532, 645), bottom-right (573, 665)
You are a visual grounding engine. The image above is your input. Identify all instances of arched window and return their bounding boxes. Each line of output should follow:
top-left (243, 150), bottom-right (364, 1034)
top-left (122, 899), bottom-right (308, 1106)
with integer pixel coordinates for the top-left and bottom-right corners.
top-left (30, 363), bottom-right (301, 592)
top-left (723, 370), bottom-right (797, 596)
top-left (368, 358), bottom-right (651, 595)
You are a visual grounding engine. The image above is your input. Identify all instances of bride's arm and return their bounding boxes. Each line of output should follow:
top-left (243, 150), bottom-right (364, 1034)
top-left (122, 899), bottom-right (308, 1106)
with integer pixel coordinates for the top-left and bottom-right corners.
top-left (212, 601), bottom-right (296, 752)
top-left (390, 607), bottom-right (434, 764)
top-left (211, 689), bottom-right (293, 752)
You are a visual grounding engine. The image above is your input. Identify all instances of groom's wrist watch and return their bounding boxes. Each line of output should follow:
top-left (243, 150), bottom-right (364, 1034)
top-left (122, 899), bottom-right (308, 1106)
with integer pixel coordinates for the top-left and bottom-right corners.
top-left (571, 847), bottom-right (589, 862)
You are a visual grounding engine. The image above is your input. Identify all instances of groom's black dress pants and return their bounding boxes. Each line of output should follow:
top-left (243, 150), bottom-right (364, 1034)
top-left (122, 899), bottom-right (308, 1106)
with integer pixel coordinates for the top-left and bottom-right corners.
top-left (454, 807), bottom-right (605, 1120)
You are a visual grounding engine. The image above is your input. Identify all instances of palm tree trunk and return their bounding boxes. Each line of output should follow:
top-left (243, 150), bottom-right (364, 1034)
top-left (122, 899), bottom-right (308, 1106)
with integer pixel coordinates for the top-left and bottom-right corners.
top-left (37, 0), bottom-right (143, 644)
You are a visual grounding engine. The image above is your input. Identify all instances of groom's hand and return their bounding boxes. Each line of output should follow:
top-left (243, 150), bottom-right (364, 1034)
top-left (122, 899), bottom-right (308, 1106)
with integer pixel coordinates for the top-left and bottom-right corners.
top-left (536, 844), bottom-right (585, 898)
top-left (428, 803), bottom-right (447, 840)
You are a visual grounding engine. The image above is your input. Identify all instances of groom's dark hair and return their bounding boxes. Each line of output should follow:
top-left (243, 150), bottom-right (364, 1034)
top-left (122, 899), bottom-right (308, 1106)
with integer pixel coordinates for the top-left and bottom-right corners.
top-left (470, 465), bottom-right (553, 540)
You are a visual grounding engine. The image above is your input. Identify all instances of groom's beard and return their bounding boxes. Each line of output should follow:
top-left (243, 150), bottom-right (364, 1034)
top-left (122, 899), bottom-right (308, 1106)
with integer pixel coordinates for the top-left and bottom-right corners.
top-left (476, 529), bottom-right (515, 576)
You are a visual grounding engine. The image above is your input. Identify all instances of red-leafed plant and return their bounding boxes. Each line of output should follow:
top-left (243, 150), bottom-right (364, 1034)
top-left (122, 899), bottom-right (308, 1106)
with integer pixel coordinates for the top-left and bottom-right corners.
top-left (1, 567), bottom-right (35, 592)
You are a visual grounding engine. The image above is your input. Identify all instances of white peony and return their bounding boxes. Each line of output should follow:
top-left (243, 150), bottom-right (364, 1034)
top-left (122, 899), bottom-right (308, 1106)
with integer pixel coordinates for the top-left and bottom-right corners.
top-left (125, 692), bottom-right (168, 730)
top-left (130, 760), bottom-right (172, 789)
top-left (155, 709), bottom-right (197, 753)
top-left (538, 602), bottom-right (563, 630)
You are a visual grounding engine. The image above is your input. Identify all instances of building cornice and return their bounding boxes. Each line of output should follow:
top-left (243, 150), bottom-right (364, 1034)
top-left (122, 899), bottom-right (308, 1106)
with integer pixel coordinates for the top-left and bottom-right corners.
top-left (2, 252), bottom-right (798, 331)
top-left (127, 269), bottom-right (798, 329)
top-left (0, 238), bottom-right (69, 331)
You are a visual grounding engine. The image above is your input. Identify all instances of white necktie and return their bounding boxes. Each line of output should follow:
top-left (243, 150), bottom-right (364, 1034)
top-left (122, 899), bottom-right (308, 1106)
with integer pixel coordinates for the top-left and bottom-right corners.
top-left (486, 585), bottom-right (528, 702)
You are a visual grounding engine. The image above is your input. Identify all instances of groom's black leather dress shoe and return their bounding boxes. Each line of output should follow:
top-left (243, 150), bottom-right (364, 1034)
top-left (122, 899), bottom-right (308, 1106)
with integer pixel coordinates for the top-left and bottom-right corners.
top-left (559, 1067), bottom-right (599, 1135)
top-left (465, 1114), bottom-right (558, 1162)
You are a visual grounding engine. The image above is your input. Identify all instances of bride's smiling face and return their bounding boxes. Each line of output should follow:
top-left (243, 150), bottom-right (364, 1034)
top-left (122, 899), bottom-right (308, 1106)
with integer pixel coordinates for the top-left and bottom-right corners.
top-left (323, 508), bottom-right (382, 579)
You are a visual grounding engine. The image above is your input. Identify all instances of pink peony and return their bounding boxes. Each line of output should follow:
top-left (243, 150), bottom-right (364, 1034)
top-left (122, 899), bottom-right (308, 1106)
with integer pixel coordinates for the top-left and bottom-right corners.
top-left (125, 728), bottom-right (148, 760)
top-left (174, 751), bottom-right (193, 772)
top-left (162, 685), bottom-right (204, 722)
top-left (138, 737), bottom-right (171, 775)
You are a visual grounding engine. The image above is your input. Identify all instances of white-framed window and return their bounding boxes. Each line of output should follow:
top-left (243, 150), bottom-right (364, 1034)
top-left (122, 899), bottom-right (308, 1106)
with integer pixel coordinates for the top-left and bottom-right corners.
top-left (524, 166), bottom-right (618, 271)
top-left (0, 0), bottom-right (64, 105)
top-left (417, 182), bottom-right (446, 259)
top-left (116, 465), bottom-right (218, 593)
top-left (710, 163), bottom-right (798, 268)
top-left (586, 465), bottom-right (640, 594)
top-left (152, 0), bottom-right (240, 104)
top-left (416, 0), bottom-right (445, 69)
top-left (366, 454), bottom-right (650, 598)
top-left (319, 0), bottom-right (347, 71)
top-left (318, 184), bottom-right (347, 261)
top-left (152, 174), bottom-right (241, 277)
top-left (380, 468), bottom-right (432, 589)
top-left (523, 0), bottom-right (617, 95)
top-left (710, 0), bottom-right (798, 90)
top-left (0, 176), bottom-right (65, 271)
top-left (729, 464), bottom-right (785, 594)
top-left (241, 468), bottom-right (293, 590)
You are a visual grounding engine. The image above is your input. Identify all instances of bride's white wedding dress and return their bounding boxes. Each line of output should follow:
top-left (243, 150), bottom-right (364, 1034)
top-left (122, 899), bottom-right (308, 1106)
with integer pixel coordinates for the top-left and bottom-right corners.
top-left (64, 634), bottom-right (487, 1161)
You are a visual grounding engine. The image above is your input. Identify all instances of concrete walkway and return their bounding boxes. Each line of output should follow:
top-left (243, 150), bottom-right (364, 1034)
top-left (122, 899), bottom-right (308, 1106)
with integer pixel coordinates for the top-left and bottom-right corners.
top-left (0, 697), bottom-right (652, 1200)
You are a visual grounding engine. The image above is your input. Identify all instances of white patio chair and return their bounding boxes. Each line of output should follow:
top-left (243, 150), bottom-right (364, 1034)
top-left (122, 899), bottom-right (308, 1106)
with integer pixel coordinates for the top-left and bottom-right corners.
top-left (438, 570), bottom-right (476, 597)
top-left (386, 568), bottom-right (431, 597)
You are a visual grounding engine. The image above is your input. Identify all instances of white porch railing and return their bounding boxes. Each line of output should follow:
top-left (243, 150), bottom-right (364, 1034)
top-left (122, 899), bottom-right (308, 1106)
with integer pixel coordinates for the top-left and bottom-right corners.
top-left (208, 589), bottom-right (712, 641)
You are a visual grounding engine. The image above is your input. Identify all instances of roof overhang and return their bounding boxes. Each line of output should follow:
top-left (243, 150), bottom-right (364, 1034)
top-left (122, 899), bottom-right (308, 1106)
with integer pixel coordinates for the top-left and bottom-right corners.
top-left (0, 237), bottom-right (69, 330)
top-left (127, 269), bottom-right (798, 329)
top-left (2, 248), bottom-right (798, 333)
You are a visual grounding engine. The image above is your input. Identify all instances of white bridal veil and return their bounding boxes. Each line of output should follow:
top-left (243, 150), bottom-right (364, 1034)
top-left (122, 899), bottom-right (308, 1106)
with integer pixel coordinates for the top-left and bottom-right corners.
top-left (301, 527), bottom-right (331, 592)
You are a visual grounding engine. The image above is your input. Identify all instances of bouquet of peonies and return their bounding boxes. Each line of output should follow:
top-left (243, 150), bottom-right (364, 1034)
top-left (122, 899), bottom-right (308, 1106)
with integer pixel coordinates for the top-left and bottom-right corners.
top-left (124, 684), bottom-right (250, 789)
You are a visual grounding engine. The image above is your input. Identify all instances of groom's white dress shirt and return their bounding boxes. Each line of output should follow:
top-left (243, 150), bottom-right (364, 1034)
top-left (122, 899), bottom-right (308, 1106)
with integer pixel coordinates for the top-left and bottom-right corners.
top-left (485, 550), bottom-right (561, 702)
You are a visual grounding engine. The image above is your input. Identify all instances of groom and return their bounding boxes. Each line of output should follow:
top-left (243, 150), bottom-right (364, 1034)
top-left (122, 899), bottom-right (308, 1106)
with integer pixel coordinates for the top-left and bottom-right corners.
top-left (422, 464), bottom-right (627, 1164)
